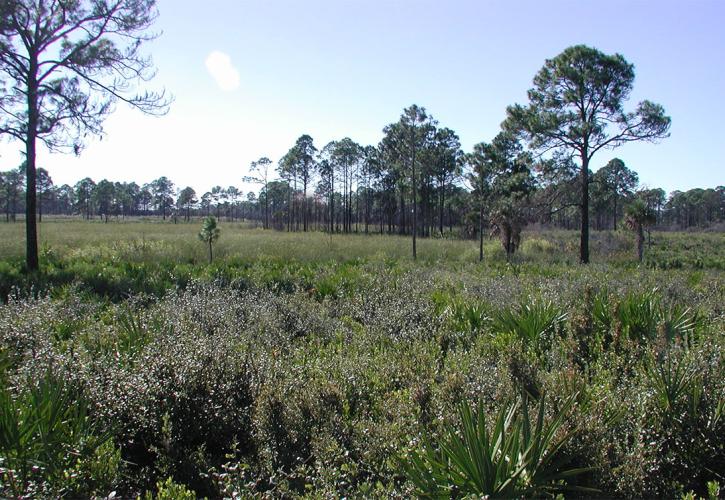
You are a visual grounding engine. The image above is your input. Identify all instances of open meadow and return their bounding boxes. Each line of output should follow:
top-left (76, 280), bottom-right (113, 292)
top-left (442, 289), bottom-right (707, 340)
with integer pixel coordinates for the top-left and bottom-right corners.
top-left (0, 219), bottom-right (723, 498)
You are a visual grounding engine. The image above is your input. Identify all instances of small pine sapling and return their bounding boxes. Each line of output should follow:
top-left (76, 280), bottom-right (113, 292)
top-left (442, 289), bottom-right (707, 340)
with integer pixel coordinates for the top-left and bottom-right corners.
top-left (198, 216), bottom-right (221, 263)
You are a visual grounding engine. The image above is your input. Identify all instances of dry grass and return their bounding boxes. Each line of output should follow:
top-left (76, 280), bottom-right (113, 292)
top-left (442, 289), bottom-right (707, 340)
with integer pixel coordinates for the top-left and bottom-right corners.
top-left (1, 217), bottom-right (722, 268)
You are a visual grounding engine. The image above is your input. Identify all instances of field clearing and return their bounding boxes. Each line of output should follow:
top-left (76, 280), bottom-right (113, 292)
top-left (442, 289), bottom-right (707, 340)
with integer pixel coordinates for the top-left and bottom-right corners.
top-left (0, 218), bottom-right (484, 264)
top-left (1, 218), bottom-right (723, 269)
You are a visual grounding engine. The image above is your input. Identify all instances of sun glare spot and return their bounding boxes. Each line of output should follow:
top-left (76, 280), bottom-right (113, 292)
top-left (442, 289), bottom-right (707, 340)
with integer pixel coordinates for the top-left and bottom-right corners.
top-left (205, 50), bottom-right (240, 91)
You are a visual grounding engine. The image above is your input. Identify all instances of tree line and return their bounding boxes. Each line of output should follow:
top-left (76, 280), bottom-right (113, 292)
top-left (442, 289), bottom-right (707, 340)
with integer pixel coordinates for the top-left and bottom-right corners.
top-left (2, 140), bottom-right (722, 239)
top-left (0, 0), bottom-right (717, 267)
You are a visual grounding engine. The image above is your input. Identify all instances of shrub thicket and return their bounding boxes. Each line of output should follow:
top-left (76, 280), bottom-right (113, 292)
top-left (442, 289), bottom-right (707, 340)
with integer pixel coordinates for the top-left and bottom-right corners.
top-left (0, 228), bottom-right (723, 497)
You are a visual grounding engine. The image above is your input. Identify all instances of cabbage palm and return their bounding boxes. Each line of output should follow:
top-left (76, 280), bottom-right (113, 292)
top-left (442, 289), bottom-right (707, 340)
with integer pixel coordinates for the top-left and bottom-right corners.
top-left (624, 198), bottom-right (656, 262)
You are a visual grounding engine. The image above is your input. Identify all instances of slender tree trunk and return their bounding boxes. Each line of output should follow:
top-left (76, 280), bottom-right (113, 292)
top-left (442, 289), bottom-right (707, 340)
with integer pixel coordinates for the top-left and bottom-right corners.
top-left (380, 203), bottom-right (384, 234)
top-left (399, 192), bottom-right (406, 235)
top-left (330, 174), bottom-right (334, 234)
top-left (287, 181), bottom-right (291, 232)
top-left (303, 178), bottom-right (308, 232)
top-left (209, 240), bottom-right (213, 264)
top-left (25, 65), bottom-right (39, 272)
top-left (348, 188), bottom-right (352, 233)
top-left (347, 177), bottom-right (352, 233)
top-left (412, 145), bottom-right (417, 260)
top-left (386, 203), bottom-right (391, 233)
top-left (294, 175), bottom-right (298, 231)
top-left (341, 166), bottom-right (346, 233)
top-left (439, 180), bottom-right (445, 236)
top-left (365, 189), bottom-right (370, 235)
top-left (613, 194), bottom-right (618, 231)
top-left (479, 203), bottom-right (484, 262)
top-left (580, 154), bottom-right (590, 264)
top-left (355, 188), bottom-right (359, 233)
top-left (264, 181), bottom-right (269, 229)
top-left (637, 224), bottom-right (644, 262)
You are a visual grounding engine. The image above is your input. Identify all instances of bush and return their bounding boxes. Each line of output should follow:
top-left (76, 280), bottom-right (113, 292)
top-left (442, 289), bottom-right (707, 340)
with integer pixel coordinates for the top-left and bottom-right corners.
top-left (401, 392), bottom-right (592, 497)
top-left (0, 367), bottom-right (117, 498)
top-left (0, 248), bottom-right (722, 497)
top-left (493, 298), bottom-right (567, 351)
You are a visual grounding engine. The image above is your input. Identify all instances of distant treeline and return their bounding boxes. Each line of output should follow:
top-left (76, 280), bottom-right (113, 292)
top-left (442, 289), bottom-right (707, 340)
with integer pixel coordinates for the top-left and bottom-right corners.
top-left (1, 138), bottom-right (723, 234)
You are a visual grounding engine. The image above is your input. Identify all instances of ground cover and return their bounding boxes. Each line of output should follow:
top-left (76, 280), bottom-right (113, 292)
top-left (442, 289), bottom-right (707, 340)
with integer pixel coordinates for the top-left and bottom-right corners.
top-left (0, 220), bottom-right (722, 498)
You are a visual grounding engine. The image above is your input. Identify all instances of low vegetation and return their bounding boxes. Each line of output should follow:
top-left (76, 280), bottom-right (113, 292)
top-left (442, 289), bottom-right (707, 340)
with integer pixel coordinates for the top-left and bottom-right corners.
top-left (0, 221), bottom-right (722, 498)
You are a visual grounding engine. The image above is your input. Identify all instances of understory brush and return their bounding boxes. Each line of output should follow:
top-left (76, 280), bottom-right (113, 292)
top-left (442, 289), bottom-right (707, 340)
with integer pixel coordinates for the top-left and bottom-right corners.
top-left (0, 255), bottom-right (723, 497)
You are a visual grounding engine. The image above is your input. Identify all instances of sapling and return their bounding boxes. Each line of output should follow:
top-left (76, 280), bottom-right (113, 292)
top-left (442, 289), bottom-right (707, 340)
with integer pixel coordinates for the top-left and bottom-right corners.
top-left (198, 216), bottom-right (221, 263)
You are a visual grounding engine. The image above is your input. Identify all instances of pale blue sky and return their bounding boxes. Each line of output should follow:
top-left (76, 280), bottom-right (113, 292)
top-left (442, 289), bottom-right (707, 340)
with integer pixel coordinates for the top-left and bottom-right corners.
top-left (1, 0), bottom-right (723, 195)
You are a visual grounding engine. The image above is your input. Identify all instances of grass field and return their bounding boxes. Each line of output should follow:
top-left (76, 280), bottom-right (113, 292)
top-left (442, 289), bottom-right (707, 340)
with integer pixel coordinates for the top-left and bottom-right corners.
top-left (1, 217), bottom-right (723, 268)
top-left (0, 219), bottom-right (723, 498)
top-left (0, 218), bottom-right (488, 264)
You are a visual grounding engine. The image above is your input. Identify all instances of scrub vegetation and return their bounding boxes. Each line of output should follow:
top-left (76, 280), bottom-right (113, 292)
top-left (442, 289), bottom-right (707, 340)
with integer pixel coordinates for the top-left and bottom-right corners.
top-left (0, 221), bottom-right (723, 498)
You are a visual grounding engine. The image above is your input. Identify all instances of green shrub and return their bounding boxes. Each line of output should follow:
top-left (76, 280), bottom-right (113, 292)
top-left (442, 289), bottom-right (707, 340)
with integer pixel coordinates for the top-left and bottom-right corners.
top-left (615, 289), bottom-right (660, 342)
top-left (640, 346), bottom-right (725, 496)
top-left (0, 370), bottom-right (115, 497)
top-left (115, 306), bottom-right (152, 357)
top-left (141, 476), bottom-right (196, 500)
top-left (493, 298), bottom-right (566, 350)
top-left (401, 392), bottom-right (592, 498)
top-left (0, 235), bottom-right (723, 497)
top-left (646, 352), bottom-right (701, 415)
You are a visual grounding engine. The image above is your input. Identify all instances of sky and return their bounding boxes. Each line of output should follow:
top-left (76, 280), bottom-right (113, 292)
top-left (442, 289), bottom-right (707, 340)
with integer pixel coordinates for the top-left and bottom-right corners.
top-left (1, 0), bottom-right (723, 196)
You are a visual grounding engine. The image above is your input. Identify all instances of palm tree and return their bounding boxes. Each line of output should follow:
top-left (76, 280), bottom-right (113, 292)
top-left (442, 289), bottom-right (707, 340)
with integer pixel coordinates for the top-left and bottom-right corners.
top-left (624, 198), bottom-right (656, 262)
top-left (198, 216), bottom-right (220, 263)
top-left (490, 201), bottom-right (525, 261)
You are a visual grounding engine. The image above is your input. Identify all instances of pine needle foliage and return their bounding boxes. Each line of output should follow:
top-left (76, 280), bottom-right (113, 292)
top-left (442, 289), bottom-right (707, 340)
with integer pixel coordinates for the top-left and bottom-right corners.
top-left (198, 216), bottom-right (221, 264)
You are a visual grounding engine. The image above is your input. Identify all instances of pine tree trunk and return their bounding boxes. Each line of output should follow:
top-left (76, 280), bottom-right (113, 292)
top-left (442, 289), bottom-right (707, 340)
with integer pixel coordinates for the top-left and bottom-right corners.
top-left (303, 178), bottom-right (308, 232)
top-left (580, 154), bottom-right (590, 264)
top-left (479, 204), bottom-right (484, 262)
top-left (399, 192), bottom-right (405, 235)
top-left (412, 148), bottom-right (417, 260)
top-left (25, 65), bottom-right (39, 272)
top-left (265, 182), bottom-right (269, 229)
top-left (439, 182), bottom-right (445, 236)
